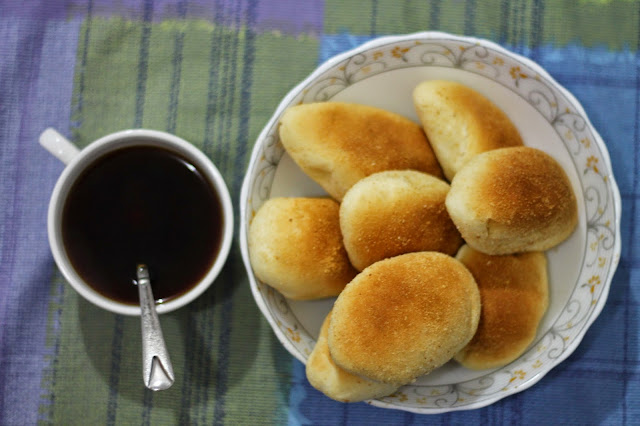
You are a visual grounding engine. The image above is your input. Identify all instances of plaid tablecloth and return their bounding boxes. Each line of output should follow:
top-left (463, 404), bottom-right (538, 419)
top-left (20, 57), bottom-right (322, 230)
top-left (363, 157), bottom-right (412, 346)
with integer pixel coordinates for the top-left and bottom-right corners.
top-left (0, 0), bottom-right (636, 424)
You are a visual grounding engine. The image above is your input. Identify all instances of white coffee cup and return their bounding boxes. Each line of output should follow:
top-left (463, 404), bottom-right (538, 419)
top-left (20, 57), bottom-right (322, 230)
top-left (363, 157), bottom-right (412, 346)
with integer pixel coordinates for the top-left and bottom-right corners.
top-left (40, 128), bottom-right (234, 316)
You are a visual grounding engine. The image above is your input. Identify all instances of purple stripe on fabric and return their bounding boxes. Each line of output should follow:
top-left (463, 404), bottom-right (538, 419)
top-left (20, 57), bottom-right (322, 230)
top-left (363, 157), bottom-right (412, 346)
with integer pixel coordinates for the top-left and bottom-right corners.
top-left (20, 0), bottom-right (325, 35)
top-left (0, 16), bottom-right (46, 387)
top-left (0, 24), bottom-right (21, 273)
top-left (0, 17), bottom-right (81, 425)
top-left (0, 0), bottom-right (71, 20)
top-left (255, 0), bottom-right (323, 35)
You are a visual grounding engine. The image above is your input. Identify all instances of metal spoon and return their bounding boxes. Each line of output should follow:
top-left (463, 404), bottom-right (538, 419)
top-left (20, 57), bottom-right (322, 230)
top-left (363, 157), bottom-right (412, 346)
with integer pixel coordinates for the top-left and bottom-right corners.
top-left (136, 264), bottom-right (175, 391)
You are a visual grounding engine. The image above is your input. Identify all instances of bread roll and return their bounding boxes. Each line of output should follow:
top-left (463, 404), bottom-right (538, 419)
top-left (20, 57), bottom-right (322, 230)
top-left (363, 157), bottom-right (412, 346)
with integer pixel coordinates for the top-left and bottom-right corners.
top-left (340, 170), bottom-right (462, 271)
top-left (328, 252), bottom-right (481, 385)
top-left (446, 147), bottom-right (578, 255)
top-left (413, 80), bottom-right (523, 181)
top-left (279, 102), bottom-right (443, 201)
top-left (455, 245), bottom-right (549, 370)
top-left (248, 197), bottom-right (357, 300)
top-left (306, 310), bottom-right (399, 402)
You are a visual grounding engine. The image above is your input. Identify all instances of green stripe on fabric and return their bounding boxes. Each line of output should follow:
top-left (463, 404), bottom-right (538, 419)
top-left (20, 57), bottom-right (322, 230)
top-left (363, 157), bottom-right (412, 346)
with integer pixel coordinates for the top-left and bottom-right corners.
top-left (51, 16), bottom-right (318, 425)
top-left (175, 21), bottom-right (217, 150)
top-left (324, 0), bottom-right (640, 50)
top-left (246, 31), bottom-right (320, 147)
top-left (544, 0), bottom-right (639, 50)
top-left (49, 282), bottom-right (123, 424)
top-left (324, 0), bottom-right (476, 36)
top-left (71, 18), bottom-right (142, 144)
top-left (140, 21), bottom-right (176, 133)
top-left (39, 273), bottom-right (66, 423)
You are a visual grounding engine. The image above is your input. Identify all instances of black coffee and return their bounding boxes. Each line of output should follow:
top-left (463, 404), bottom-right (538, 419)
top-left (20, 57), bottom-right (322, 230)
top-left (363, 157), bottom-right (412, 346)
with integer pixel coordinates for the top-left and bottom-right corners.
top-left (62, 145), bottom-right (223, 305)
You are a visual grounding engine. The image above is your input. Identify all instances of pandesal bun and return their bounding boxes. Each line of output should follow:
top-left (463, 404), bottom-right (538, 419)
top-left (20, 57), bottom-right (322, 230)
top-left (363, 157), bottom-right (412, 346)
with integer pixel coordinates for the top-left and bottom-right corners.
top-left (454, 245), bottom-right (549, 370)
top-left (279, 102), bottom-right (443, 201)
top-left (306, 310), bottom-right (399, 402)
top-left (248, 197), bottom-right (357, 300)
top-left (446, 147), bottom-right (578, 255)
top-left (413, 80), bottom-right (523, 181)
top-left (340, 170), bottom-right (463, 271)
top-left (328, 252), bottom-right (481, 385)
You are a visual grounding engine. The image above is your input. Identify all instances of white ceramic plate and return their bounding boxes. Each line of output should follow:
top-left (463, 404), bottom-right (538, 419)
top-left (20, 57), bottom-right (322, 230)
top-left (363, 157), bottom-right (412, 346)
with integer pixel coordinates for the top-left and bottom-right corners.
top-left (239, 32), bottom-right (621, 413)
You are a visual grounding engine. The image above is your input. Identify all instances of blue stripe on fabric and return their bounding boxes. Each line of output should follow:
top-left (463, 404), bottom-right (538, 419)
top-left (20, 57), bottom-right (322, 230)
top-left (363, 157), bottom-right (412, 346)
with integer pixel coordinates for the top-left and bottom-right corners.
top-left (318, 34), bottom-right (374, 64)
top-left (0, 16), bottom-right (81, 425)
top-left (169, 0), bottom-right (188, 135)
top-left (287, 361), bottom-right (311, 426)
top-left (106, 2), bottom-right (153, 424)
top-left (499, 0), bottom-right (509, 44)
top-left (530, 0), bottom-right (544, 63)
top-left (199, 287), bottom-right (217, 423)
top-left (369, 0), bottom-right (378, 36)
top-left (212, 271), bottom-right (233, 426)
top-left (212, 1), bottom-right (233, 173)
top-left (291, 374), bottom-right (423, 425)
top-left (134, 0), bottom-right (153, 128)
top-left (516, 0), bottom-right (527, 55)
top-left (141, 389), bottom-right (153, 426)
top-left (199, 3), bottom-right (239, 419)
top-left (430, 0), bottom-right (441, 30)
top-left (203, 0), bottom-right (224, 156)
top-left (212, 98), bottom-right (234, 423)
top-left (212, 0), bottom-right (258, 421)
top-left (232, 0), bottom-right (257, 201)
top-left (198, 0), bottom-right (229, 394)
top-left (221, 0), bottom-right (242, 176)
top-left (106, 315), bottom-right (124, 425)
top-left (156, 4), bottom-right (186, 420)
top-left (167, 27), bottom-right (185, 134)
top-left (178, 3), bottom-right (227, 418)
top-left (464, 0), bottom-right (476, 35)
top-left (110, 1), bottom-right (152, 423)
top-left (178, 311), bottom-right (197, 423)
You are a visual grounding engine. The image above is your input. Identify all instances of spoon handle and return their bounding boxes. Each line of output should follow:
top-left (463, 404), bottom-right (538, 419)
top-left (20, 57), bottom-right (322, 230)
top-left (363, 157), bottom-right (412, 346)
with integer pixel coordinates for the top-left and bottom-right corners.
top-left (136, 264), bottom-right (175, 391)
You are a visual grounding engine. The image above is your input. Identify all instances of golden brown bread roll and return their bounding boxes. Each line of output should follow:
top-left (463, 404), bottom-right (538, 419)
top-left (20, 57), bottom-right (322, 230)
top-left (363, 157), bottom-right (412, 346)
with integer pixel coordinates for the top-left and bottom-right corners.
top-left (454, 245), bottom-right (549, 370)
top-left (306, 310), bottom-right (399, 402)
top-left (248, 197), bottom-right (357, 300)
top-left (279, 102), bottom-right (443, 201)
top-left (413, 80), bottom-right (523, 181)
top-left (339, 170), bottom-right (463, 271)
top-left (328, 252), bottom-right (481, 385)
top-left (445, 146), bottom-right (578, 255)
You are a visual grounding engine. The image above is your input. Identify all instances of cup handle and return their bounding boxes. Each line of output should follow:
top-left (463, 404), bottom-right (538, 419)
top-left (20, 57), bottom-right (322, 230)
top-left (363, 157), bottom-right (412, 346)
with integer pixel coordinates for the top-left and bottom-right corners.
top-left (39, 128), bottom-right (80, 165)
